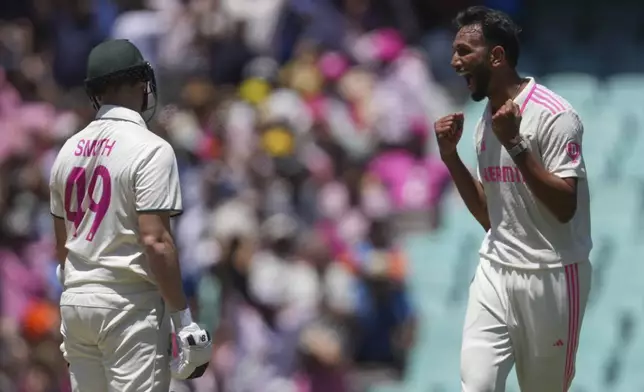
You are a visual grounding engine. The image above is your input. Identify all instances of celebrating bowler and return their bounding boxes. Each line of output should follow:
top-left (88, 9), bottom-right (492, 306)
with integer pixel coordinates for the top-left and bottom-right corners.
top-left (434, 7), bottom-right (592, 392)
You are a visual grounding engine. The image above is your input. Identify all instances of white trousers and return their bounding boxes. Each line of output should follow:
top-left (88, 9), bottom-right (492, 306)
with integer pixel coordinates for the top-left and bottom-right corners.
top-left (460, 259), bottom-right (591, 392)
top-left (60, 290), bottom-right (171, 392)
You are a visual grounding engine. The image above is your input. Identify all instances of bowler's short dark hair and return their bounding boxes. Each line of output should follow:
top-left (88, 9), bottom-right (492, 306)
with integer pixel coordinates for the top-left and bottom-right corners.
top-left (453, 6), bottom-right (522, 67)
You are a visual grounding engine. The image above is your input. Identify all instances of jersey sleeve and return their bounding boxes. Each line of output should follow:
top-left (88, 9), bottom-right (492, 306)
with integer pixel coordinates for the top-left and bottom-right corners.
top-left (49, 158), bottom-right (65, 219)
top-left (134, 142), bottom-right (183, 216)
top-left (539, 111), bottom-right (586, 179)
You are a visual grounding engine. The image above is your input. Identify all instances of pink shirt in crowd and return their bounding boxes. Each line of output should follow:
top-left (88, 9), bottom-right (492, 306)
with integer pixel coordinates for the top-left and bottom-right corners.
top-left (368, 150), bottom-right (450, 210)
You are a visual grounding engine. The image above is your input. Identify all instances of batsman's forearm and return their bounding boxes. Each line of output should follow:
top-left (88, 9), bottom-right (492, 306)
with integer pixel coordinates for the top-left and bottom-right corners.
top-left (512, 150), bottom-right (577, 223)
top-left (53, 217), bottom-right (68, 267)
top-left (56, 247), bottom-right (68, 268)
top-left (443, 153), bottom-right (491, 231)
top-left (145, 233), bottom-right (188, 312)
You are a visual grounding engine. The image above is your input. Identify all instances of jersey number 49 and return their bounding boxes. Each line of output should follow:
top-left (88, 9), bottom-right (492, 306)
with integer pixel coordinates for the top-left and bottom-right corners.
top-left (64, 165), bottom-right (111, 241)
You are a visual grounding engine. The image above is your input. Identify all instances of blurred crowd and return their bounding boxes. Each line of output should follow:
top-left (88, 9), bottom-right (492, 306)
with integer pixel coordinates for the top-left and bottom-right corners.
top-left (0, 0), bottom-right (505, 390)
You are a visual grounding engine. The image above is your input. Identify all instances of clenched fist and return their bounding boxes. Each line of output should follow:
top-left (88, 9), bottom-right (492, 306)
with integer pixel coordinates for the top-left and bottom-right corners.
top-left (491, 99), bottom-right (522, 147)
top-left (434, 113), bottom-right (464, 159)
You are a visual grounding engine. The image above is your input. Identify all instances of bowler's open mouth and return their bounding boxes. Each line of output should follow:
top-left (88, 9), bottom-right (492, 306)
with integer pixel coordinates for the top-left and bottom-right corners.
top-left (458, 71), bottom-right (474, 90)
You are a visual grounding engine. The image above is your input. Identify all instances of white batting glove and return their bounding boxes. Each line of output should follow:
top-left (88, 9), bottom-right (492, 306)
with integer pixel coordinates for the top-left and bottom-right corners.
top-left (170, 309), bottom-right (212, 380)
top-left (56, 265), bottom-right (65, 287)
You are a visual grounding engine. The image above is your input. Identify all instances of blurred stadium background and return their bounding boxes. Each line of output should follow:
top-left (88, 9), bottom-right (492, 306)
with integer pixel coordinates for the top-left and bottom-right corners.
top-left (0, 0), bottom-right (642, 391)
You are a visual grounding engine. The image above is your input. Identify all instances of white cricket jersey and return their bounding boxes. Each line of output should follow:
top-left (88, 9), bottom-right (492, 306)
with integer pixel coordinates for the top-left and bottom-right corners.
top-left (474, 77), bottom-right (592, 269)
top-left (49, 105), bottom-right (182, 291)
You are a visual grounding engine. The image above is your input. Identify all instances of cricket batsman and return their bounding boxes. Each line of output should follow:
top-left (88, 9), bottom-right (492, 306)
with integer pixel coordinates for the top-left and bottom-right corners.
top-left (49, 39), bottom-right (212, 391)
top-left (434, 7), bottom-right (593, 392)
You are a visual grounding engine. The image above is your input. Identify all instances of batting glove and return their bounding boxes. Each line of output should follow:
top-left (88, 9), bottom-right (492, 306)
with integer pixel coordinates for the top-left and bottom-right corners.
top-left (170, 309), bottom-right (212, 380)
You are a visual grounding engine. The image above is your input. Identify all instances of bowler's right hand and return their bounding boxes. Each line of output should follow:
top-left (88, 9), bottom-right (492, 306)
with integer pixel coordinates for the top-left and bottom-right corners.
top-left (434, 113), bottom-right (465, 159)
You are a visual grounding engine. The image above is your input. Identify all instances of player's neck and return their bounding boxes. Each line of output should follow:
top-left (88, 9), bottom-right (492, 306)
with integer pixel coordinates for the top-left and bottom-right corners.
top-left (100, 91), bottom-right (143, 114)
top-left (488, 72), bottom-right (525, 112)
top-left (101, 101), bottom-right (141, 113)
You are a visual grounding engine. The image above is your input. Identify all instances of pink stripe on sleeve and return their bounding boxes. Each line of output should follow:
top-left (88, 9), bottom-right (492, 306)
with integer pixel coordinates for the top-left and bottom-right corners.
top-left (534, 87), bottom-right (566, 112)
top-left (529, 96), bottom-right (558, 114)
top-left (520, 84), bottom-right (537, 114)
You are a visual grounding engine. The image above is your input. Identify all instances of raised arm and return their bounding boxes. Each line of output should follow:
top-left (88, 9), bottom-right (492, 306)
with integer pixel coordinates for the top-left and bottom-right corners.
top-left (443, 154), bottom-right (490, 231)
top-left (435, 113), bottom-right (490, 231)
top-left (492, 101), bottom-right (581, 223)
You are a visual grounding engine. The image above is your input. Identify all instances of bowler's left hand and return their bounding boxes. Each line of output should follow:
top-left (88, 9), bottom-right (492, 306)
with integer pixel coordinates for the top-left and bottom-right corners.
top-left (491, 99), bottom-right (522, 147)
